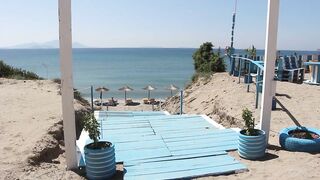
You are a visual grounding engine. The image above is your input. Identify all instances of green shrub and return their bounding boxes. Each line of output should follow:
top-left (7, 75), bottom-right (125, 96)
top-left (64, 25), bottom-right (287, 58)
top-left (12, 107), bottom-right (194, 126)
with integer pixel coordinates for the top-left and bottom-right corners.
top-left (242, 108), bottom-right (255, 136)
top-left (192, 42), bottom-right (226, 74)
top-left (0, 60), bottom-right (42, 80)
top-left (82, 113), bottom-right (100, 148)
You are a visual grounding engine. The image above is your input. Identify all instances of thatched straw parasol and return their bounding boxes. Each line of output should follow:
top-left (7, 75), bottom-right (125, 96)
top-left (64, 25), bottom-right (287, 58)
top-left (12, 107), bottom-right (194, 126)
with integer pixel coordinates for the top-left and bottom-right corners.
top-left (166, 84), bottom-right (179, 96)
top-left (143, 85), bottom-right (156, 100)
top-left (118, 85), bottom-right (133, 101)
top-left (95, 86), bottom-right (109, 106)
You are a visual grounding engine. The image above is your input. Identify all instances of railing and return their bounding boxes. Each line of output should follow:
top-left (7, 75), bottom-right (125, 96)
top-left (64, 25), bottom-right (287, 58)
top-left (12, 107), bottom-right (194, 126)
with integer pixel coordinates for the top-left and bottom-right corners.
top-left (229, 55), bottom-right (265, 109)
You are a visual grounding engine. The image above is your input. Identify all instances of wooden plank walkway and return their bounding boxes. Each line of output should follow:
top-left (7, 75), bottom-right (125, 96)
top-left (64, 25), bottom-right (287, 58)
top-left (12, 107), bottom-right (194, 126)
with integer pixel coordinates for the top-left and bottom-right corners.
top-left (77, 111), bottom-right (246, 179)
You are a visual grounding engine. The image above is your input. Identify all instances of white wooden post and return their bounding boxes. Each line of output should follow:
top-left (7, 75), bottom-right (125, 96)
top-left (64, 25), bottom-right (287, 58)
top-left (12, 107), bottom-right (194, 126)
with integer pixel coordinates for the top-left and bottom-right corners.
top-left (259, 0), bottom-right (280, 143)
top-left (59, 0), bottom-right (77, 169)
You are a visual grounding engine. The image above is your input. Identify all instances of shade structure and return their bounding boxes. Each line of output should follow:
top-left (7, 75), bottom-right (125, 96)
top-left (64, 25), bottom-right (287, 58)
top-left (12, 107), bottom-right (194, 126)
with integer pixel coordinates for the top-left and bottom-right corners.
top-left (166, 84), bottom-right (179, 96)
top-left (143, 85), bottom-right (156, 99)
top-left (118, 85), bottom-right (134, 101)
top-left (95, 87), bottom-right (109, 106)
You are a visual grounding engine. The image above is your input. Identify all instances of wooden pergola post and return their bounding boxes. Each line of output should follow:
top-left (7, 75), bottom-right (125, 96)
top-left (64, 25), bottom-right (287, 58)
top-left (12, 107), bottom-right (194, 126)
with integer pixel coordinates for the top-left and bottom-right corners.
top-left (58, 0), bottom-right (77, 169)
top-left (259, 0), bottom-right (280, 144)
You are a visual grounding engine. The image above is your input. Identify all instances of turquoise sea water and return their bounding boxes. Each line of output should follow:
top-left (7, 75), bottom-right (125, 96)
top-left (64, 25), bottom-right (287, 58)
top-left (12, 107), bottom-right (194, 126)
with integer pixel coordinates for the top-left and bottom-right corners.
top-left (0, 48), bottom-right (195, 99)
top-left (0, 48), bottom-right (318, 99)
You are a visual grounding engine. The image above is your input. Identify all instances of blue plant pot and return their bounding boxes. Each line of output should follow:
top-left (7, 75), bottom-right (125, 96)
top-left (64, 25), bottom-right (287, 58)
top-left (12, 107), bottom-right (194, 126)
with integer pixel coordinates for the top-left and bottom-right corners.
top-left (238, 129), bottom-right (266, 160)
top-left (84, 142), bottom-right (116, 180)
top-left (279, 126), bottom-right (320, 153)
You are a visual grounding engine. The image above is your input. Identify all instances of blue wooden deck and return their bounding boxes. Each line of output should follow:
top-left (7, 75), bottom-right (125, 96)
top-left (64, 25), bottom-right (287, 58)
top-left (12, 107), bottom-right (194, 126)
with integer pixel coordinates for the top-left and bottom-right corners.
top-left (77, 111), bottom-right (246, 179)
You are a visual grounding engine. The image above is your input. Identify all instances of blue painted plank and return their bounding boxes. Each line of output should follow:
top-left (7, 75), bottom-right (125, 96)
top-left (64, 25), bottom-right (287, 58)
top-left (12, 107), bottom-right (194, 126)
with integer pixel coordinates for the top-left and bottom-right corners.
top-left (165, 135), bottom-right (237, 147)
top-left (171, 145), bottom-right (237, 156)
top-left (106, 135), bottom-right (162, 143)
top-left (125, 163), bottom-right (246, 180)
top-left (116, 148), bottom-right (171, 162)
top-left (124, 155), bottom-right (240, 176)
top-left (150, 120), bottom-right (211, 127)
top-left (101, 131), bottom-right (154, 137)
top-left (101, 123), bottom-right (151, 129)
top-left (101, 127), bottom-right (154, 134)
top-left (125, 151), bottom-right (227, 166)
top-left (152, 124), bottom-right (214, 132)
top-left (163, 131), bottom-right (237, 143)
top-left (153, 126), bottom-right (218, 134)
top-left (115, 139), bottom-right (167, 151)
top-left (160, 129), bottom-right (236, 139)
top-left (167, 140), bottom-right (237, 151)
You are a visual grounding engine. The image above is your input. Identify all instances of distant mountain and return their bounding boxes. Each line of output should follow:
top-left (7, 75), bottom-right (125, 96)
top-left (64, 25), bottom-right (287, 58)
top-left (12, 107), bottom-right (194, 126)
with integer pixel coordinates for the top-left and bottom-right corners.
top-left (3, 40), bottom-right (88, 49)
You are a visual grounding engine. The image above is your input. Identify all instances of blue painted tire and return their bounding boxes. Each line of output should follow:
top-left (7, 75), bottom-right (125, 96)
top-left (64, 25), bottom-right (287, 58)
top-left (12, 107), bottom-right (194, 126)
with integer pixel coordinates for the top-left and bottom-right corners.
top-left (279, 126), bottom-right (320, 153)
top-left (84, 142), bottom-right (116, 180)
top-left (238, 129), bottom-right (266, 160)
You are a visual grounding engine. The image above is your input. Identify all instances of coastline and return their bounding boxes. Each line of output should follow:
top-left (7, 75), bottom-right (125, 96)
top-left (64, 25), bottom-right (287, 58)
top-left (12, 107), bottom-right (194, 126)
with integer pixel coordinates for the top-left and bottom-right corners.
top-left (1, 72), bottom-right (319, 179)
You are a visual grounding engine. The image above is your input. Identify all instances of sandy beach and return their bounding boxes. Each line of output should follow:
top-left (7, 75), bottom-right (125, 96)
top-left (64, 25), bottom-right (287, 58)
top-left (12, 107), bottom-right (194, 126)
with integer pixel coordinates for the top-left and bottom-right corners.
top-left (1, 73), bottom-right (319, 179)
top-left (162, 73), bottom-right (320, 180)
top-left (0, 79), bottom-right (87, 179)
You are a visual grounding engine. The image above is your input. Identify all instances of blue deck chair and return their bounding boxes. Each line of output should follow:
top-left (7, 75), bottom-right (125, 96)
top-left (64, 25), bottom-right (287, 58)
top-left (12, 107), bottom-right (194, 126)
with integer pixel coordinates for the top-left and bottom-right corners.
top-left (277, 56), bottom-right (302, 82)
top-left (290, 56), bottom-right (305, 82)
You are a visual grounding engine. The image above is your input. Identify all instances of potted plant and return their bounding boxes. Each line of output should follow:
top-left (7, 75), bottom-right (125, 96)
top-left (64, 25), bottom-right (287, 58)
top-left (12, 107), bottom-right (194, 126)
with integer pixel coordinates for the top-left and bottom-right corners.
top-left (83, 113), bottom-right (116, 180)
top-left (238, 108), bottom-right (266, 160)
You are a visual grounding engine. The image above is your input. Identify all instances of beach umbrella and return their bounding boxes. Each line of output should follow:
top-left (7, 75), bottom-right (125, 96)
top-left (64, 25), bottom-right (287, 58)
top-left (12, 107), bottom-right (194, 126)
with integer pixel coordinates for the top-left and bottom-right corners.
top-left (95, 87), bottom-right (109, 105)
top-left (118, 85), bottom-right (133, 101)
top-left (143, 85), bottom-right (156, 99)
top-left (166, 84), bottom-right (179, 96)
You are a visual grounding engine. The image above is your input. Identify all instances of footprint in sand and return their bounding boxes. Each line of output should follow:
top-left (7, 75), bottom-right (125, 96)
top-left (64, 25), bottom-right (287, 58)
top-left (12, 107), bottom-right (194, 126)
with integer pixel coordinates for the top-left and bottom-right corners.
top-left (3, 147), bottom-right (13, 151)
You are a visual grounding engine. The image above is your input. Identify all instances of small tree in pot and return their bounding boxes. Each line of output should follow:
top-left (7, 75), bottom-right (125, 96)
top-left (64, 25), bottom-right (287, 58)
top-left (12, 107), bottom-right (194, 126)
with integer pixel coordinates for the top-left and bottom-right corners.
top-left (238, 108), bottom-right (266, 160)
top-left (83, 113), bottom-right (116, 180)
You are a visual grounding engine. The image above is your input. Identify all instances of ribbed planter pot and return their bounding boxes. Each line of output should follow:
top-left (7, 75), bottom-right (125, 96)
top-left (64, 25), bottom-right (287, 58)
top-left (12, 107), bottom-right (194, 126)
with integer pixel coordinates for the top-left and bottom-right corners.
top-left (238, 129), bottom-right (267, 160)
top-left (84, 142), bottom-right (116, 180)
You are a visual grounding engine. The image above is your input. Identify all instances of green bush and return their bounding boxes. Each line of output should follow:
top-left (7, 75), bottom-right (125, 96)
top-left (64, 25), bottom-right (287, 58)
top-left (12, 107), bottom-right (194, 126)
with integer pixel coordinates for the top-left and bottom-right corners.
top-left (0, 60), bottom-right (42, 80)
top-left (192, 42), bottom-right (225, 76)
top-left (242, 108), bottom-right (255, 136)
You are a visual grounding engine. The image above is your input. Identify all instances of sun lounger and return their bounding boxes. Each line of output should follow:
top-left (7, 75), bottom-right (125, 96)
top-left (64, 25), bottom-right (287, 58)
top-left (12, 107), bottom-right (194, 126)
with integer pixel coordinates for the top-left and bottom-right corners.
top-left (108, 98), bottom-right (118, 106)
top-left (143, 98), bottom-right (149, 104)
top-left (125, 98), bottom-right (133, 105)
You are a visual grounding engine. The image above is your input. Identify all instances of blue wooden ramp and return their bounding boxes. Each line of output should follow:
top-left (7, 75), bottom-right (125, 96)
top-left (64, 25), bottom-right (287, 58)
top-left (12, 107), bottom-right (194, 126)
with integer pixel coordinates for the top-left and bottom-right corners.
top-left (77, 111), bottom-right (246, 179)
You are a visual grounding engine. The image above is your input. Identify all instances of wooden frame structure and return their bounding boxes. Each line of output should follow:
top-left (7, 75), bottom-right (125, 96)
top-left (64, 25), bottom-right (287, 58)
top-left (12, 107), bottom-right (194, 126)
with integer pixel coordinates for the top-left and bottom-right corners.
top-left (58, 0), bottom-right (280, 169)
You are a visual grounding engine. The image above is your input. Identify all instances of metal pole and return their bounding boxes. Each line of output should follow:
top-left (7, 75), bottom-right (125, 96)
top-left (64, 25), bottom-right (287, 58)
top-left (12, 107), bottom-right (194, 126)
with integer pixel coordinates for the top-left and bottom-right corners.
top-left (180, 90), bottom-right (183, 115)
top-left (58, 0), bottom-right (77, 169)
top-left (259, 0), bottom-right (280, 144)
top-left (238, 58), bottom-right (241, 83)
top-left (91, 86), bottom-right (94, 112)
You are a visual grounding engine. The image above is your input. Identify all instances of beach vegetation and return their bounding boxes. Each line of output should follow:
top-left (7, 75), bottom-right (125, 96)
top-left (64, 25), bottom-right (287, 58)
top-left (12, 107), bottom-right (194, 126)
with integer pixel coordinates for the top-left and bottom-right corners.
top-left (242, 108), bottom-right (256, 136)
top-left (0, 60), bottom-right (42, 80)
top-left (52, 78), bottom-right (61, 84)
top-left (192, 42), bottom-right (225, 82)
top-left (245, 45), bottom-right (257, 59)
top-left (82, 113), bottom-right (102, 148)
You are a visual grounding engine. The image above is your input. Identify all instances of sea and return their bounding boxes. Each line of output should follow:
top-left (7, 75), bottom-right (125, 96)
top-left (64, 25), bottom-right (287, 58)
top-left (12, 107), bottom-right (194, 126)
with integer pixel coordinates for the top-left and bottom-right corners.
top-left (0, 48), bottom-right (318, 99)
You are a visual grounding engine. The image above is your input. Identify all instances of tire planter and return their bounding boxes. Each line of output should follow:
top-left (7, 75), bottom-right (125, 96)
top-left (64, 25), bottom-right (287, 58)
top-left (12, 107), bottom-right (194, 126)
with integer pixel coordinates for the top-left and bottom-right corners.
top-left (84, 142), bottom-right (116, 180)
top-left (238, 129), bottom-right (266, 160)
top-left (279, 126), bottom-right (320, 153)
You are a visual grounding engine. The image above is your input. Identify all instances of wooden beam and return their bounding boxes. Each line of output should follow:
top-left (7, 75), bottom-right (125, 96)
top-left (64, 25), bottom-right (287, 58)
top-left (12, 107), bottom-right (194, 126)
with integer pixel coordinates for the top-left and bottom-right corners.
top-left (58, 0), bottom-right (77, 169)
top-left (259, 0), bottom-right (280, 143)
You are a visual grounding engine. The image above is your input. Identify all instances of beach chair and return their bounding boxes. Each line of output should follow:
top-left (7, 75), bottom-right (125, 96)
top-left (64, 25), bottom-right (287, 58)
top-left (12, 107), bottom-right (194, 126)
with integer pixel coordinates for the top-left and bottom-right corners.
top-left (277, 56), bottom-right (303, 83)
top-left (142, 98), bottom-right (149, 104)
top-left (290, 56), bottom-right (304, 83)
top-left (125, 98), bottom-right (133, 105)
top-left (108, 98), bottom-right (118, 106)
top-left (149, 98), bottom-right (155, 104)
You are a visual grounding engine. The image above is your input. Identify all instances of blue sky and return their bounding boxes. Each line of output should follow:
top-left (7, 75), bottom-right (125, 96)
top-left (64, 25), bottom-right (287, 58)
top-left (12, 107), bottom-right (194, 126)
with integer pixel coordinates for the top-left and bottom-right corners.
top-left (0, 0), bottom-right (319, 50)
